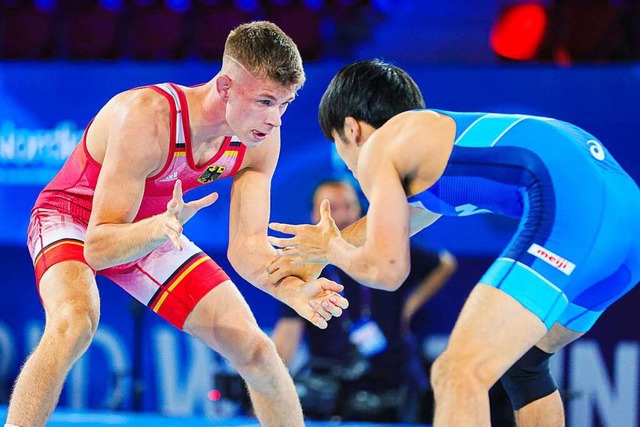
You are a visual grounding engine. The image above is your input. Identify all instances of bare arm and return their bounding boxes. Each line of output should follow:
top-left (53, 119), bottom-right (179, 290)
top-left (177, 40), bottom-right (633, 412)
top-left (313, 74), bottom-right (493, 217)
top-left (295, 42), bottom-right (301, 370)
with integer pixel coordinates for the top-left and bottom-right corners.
top-left (269, 110), bottom-right (452, 290)
top-left (326, 150), bottom-right (412, 290)
top-left (266, 203), bottom-right (440, 285)
top-left (227, 130), bottom-right (348, 328)
top-left (227, 129), bottom-right (285, 290)
top-left (84, 92), bottom-right (217, 270)
top-left (271, 137), bottom-right (413, 290)
top-left (338, 203), bottom-right (442, 246)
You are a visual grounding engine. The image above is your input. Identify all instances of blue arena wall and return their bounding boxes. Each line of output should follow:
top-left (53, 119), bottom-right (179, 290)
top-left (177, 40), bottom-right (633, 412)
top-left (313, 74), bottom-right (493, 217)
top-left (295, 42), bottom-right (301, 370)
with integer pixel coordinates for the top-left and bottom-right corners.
top-left (0, 62), bottom-right (638, 426)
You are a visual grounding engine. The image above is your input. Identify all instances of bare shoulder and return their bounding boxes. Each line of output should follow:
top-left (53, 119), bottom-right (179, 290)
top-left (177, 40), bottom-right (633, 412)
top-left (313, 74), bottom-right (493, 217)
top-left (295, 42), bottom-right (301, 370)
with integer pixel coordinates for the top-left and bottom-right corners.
top-left (382, 110), bottom-right (452, 142)
top-left (105, 87), bottom-right (171, 129)
top-left (367, 110), bottom-right (455, 191)
top-left (89, 87), bottom-right (171, 174)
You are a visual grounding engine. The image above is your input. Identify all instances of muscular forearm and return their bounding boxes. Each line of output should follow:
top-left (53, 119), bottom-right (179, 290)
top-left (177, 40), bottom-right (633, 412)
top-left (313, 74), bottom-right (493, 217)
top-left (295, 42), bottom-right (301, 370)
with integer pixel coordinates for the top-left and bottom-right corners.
top-left (229, 237), bottom-right (320, 310)
top-left (339, 208), bottom-right (435, 245)
top-left (84, 215), bottom-right (167, 270)
top-left (228, 236), bottom-right (285, 294)
top-left (327, 237), bottom-right (408, 291)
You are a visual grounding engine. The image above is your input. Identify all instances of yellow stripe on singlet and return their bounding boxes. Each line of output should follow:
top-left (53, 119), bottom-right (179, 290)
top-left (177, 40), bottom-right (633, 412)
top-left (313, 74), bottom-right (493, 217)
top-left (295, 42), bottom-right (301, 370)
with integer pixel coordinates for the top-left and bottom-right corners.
top-left (34, 240), bottom-right (84, 266)
top-left (152, 255), bottom-right (210, 312)
top-left (223, 150), bottom-right (238, 157)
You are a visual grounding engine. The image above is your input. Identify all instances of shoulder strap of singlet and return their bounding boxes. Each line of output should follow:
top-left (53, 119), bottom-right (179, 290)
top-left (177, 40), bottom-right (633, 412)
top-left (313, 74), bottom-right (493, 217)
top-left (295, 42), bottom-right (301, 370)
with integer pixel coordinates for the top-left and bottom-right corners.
top-left (154, 83), bottom-right (187, 153)
top-left (146, 83), bottom-right (247, 176)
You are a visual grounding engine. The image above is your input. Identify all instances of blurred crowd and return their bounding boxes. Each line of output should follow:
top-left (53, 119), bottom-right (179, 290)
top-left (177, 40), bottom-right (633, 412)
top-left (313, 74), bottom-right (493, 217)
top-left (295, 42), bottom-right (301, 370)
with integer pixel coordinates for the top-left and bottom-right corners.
top-left (0, 0), bottom-right (383, 60)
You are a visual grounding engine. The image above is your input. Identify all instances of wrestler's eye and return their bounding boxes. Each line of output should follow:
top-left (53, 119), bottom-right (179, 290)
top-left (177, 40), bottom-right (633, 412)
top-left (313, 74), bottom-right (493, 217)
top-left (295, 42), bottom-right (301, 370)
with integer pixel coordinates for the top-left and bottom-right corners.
top-left (258, 100), bottom-right (272, 106)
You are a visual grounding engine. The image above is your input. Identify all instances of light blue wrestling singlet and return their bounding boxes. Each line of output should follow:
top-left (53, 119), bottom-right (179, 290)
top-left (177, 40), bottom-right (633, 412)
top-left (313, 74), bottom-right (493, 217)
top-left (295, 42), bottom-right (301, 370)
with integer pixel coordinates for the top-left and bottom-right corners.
top-left (408, 110), bottom-right (640, 332)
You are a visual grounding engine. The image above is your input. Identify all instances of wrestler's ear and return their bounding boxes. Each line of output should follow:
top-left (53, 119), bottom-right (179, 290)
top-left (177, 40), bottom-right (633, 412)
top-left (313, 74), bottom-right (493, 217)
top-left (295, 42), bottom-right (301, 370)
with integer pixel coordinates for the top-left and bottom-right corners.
top-left (216, 75), bottom-right (231, 102)
top-left (344, 117), bottom-right (362, 144)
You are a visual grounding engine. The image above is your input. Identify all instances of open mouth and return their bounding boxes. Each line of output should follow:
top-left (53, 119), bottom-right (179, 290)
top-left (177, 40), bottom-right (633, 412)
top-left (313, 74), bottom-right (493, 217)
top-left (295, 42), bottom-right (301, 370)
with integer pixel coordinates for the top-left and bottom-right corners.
top-left (252, 130), bottom-right (268, 141)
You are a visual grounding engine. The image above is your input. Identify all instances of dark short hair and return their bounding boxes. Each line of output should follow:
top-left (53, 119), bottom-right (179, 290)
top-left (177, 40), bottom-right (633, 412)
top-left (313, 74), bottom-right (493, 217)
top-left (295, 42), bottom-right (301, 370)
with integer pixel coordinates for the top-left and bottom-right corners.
top-left (318, 59), bottom-right (425, 141)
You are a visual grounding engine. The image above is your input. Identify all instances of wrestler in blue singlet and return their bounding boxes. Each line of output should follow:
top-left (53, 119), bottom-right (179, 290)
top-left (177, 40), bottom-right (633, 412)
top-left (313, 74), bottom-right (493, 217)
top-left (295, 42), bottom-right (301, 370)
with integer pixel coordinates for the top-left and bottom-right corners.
top-left (408, 110), bottom-right (640, 332)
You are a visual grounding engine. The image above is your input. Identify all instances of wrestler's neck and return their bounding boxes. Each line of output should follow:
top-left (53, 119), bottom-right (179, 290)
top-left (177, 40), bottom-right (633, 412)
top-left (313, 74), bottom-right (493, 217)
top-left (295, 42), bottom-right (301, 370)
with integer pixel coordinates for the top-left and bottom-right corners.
top-left (183, 83), bottom-right (232, 153)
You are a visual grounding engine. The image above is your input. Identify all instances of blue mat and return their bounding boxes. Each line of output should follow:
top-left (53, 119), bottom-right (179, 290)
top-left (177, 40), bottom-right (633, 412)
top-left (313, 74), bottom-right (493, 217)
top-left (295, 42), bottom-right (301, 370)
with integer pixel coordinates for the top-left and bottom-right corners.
top-left (0, 406), bottom-right (430, 426)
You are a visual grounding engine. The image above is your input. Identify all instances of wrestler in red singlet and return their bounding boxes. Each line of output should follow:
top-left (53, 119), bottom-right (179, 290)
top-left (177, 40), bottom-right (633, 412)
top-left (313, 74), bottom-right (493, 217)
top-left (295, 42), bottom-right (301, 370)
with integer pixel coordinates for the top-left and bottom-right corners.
top-left (28, 83), bottom-right (246, 329)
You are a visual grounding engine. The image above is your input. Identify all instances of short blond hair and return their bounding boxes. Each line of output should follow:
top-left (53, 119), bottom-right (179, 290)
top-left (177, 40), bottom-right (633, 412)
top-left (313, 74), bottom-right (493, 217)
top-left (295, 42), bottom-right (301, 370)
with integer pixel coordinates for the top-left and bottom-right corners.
top-left (224, 21), bottom-right (305, 90)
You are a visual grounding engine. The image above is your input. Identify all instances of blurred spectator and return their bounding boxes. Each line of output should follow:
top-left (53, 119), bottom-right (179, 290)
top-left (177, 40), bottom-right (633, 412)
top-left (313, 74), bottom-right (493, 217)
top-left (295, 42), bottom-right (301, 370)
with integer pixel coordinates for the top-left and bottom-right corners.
top-left (60, 0), bottom-right (123, 59)
top-left (0, 0), bottom-right (57, 59)
top-left (130, 0), bottom-right (189, 60)
top-left (0, 0), bottom-right (382, 60)
top-left (552, 0), bottom-right (629, 62)
top-left (271, 179), bottom-right (457, 423)
top-left (262, 0), bottom-right (325, 60)
top-left (194, 0), bottom-right (258, 60)
top-left (324, 0), bottom-right (381, 59)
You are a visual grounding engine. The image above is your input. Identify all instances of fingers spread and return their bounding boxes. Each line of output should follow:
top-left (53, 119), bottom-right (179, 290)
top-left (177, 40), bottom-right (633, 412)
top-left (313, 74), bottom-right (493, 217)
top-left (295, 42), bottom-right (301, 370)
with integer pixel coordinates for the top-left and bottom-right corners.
top-left (192, 192), bottom-right (219, 210)
top-left (269, 222), bottom-right (298, 235)
top-left (172, 180), bottom-right (184, 205)
top-left (267, 236), bottom-right (295, 249)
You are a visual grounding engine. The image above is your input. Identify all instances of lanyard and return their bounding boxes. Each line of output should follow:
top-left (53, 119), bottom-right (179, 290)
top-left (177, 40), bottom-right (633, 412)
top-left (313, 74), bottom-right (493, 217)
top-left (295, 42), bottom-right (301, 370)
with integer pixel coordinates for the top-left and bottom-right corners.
top-left (359, 285), bottom-right (372, 319)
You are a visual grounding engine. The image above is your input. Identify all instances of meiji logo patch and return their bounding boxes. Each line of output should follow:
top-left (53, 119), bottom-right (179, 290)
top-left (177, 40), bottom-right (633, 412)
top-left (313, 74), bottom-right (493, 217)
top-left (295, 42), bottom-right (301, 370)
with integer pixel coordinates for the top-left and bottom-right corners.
top-left (527, 243), bottom-right (576, 275)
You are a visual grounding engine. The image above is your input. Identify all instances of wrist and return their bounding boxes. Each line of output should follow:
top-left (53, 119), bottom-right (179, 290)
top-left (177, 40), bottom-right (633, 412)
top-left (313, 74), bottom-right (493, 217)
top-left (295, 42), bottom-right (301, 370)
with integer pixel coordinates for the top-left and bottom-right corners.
top-left (150, 212), bottom-right (169, 242)
top-left (272, 275), bottom-right (303, 305)
top-left (325, 234), bottom-right (345, 267)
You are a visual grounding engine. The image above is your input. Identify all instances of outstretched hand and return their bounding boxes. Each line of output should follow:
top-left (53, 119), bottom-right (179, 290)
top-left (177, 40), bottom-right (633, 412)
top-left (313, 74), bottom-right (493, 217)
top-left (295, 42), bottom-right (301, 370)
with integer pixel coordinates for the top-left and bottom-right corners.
top-left (268, 199), bottom-right (341, 265)
top-left (163, 180), bottom-right (219, 250)
top-left (282, 276), bottom-right (349, 329)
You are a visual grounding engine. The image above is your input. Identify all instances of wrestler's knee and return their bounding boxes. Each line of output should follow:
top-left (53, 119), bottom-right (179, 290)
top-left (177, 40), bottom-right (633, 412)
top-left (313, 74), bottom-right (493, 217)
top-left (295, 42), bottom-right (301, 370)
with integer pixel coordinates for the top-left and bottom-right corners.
top-left (238, 331), bottom-right (280, 369)
top-left (45, 301), bottom-right (100, 355)
top-left (230, 331), bottom-right (282, 383)
top-left (431, 351), bottom-right (493, 394)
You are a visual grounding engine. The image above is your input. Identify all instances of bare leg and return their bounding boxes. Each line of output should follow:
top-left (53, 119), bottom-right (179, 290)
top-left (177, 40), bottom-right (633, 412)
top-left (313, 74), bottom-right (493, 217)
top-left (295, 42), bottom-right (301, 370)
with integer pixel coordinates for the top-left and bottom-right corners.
top-left (6, 262), bottom-right (100, 427)
top-left (513, 324), bottom-right (583, 427)
top-left (514, 390), bottom-right (564, 427)
top-left (184, 281), bottom-right (304, 427)
top-left (431, 284), bottom-right (547, 427)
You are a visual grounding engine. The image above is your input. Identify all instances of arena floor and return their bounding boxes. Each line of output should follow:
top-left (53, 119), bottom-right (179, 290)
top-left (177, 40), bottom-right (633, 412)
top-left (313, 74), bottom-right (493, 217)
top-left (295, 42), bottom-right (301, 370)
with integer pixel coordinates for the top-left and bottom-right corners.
top-left (0, 406), bottom-right (430, 426)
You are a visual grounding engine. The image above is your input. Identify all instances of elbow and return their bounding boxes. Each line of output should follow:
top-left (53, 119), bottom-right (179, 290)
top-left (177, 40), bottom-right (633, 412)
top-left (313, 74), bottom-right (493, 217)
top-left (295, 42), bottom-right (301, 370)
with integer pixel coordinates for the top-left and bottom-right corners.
top-left (227, 242), bottom-right (255, 283)
top-left (83, 241), bottom-right (106, 271)
top-left (370, 259), bottom-right (410, 291)
top-left (227, 245), bottom-right (241, 272)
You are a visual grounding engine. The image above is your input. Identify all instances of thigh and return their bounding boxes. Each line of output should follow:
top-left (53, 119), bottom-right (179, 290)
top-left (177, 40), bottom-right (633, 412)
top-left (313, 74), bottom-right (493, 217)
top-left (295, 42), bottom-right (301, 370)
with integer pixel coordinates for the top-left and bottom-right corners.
top-left (443, 284), bottom-right (547, 383)
top-left (183, 280), bottom-right (268, 362)
top-left (27, 208), bottom-right (92, 289)
top-left (39, 260), bottom-right (100, 325)
top-left (102, 236), bottom-right (230, 330)
top-left (27, 208), bottom-right (99, 319)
